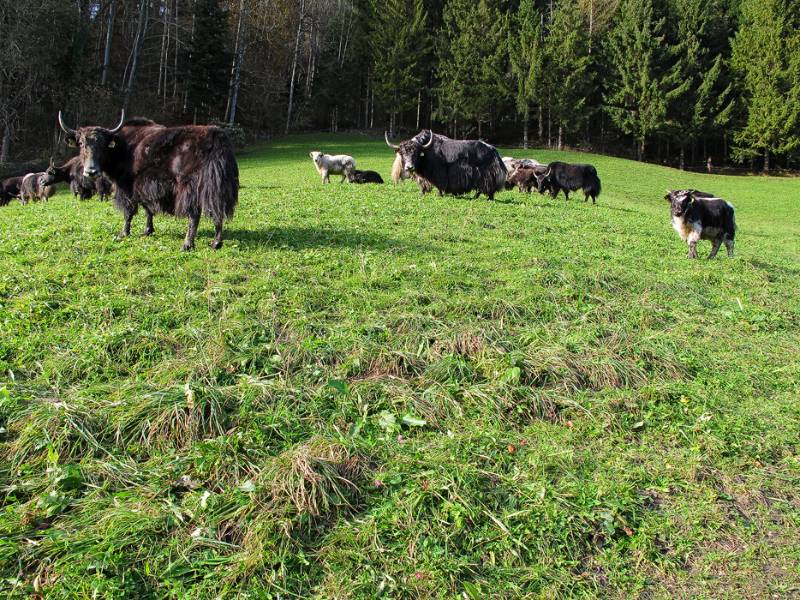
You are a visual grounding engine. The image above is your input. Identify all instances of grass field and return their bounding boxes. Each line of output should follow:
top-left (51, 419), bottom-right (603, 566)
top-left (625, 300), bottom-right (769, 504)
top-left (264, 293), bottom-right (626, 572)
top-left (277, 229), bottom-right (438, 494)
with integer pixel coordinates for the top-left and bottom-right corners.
top-left (1, 133), bottom-right (799, 599)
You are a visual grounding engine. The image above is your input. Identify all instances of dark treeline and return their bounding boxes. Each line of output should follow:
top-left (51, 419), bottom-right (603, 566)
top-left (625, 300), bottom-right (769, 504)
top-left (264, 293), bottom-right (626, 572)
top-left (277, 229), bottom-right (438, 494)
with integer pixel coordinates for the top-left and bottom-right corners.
top-left (1, 0), bottom-right (799, 171)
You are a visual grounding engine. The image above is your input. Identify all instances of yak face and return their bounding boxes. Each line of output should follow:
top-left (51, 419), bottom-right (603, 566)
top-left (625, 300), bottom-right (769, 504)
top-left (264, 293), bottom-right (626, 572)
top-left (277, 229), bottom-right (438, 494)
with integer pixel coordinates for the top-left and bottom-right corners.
top-left (533, 167), bottom-right (551, 193)
top-left (666, 189), bottom-right (693, 218)
top-left (309, 151), bottom-right (323, 166)
top-left (386, 130), bottom-right (434, 174)
top-left (58, 111), bottom-right (124, 179)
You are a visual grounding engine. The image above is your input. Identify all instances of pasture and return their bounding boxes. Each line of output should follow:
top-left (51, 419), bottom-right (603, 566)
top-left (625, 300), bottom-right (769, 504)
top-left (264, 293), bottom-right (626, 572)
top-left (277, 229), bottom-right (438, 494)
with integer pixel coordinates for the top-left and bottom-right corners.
top-left (1, 133), bottom-right (799, 598)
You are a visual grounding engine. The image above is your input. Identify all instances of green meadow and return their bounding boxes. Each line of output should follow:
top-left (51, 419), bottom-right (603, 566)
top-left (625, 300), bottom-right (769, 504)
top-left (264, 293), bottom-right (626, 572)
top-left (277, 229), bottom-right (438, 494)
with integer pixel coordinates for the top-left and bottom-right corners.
top-left (1, 134), bottom-right (799, 598)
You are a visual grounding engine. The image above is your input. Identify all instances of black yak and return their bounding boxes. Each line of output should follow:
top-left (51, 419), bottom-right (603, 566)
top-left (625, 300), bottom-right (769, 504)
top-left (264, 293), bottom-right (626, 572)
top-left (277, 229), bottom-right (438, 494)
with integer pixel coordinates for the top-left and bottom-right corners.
top-left (534, 161), bottom-right (601, 203)
top-left (95, 175), bottom-right (114, 201)
top-left (58, 111), bottom-right (239, 250)
top-left (0, 176), bottom-right (23, 206)
top-left (665, 189), bottom-right (736, 259)
top-left (385, 130), bottom-right (507, 200)
top-left (348, 169), bottom-right (384, 184)
top-left (41, 156), bottom-right (96, 200)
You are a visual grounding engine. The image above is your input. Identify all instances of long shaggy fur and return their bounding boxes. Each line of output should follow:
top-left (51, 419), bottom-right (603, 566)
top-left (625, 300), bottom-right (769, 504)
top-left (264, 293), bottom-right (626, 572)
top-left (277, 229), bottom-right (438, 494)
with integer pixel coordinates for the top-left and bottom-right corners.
top-left (65, 118), bottom-right (239, 250)
top-left (394, 131), bottom-right (507, 200)
top-left (1, 176), bottom-right (23, 206)
top-left (539, 161), bottom-right (601, 203)
top-left (391, 153), bottom-right (434, 194)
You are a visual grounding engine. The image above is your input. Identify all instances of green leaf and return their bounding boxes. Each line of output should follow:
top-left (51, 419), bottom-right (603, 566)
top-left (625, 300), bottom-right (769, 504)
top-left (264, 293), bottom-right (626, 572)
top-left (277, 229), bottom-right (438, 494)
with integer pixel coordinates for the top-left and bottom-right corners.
top-left (463, 581), bottom-right (482, 600)
top-left (401, 414), bottom-right (426, 427)
top-left (327, 379), bottom-right (349, 396)
top-left (377, 411), bottom-right (397, 431)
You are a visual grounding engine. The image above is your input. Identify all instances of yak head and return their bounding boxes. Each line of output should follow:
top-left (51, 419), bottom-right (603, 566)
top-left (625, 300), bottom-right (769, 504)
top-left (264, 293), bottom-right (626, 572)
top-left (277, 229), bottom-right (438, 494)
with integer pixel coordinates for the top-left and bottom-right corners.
top-left (309, 151), bottom-right (324, 166)
top-left (58, 110), bottom-right (125, 179)
top-left (40, 157), bottom-right (59, 187)
top-left (533, 166), bottom-right (552, 194)
top-left (385, 130), bottom-right (434, 174)
top-left (665, 189), bottom-right (694, 218)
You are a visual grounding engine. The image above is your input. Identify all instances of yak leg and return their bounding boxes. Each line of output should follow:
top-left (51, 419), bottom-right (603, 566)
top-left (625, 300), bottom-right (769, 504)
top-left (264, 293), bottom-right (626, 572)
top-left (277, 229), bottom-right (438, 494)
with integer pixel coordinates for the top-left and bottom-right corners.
top-left (182, 212), bottom-right (200, 251)
top-left (117, 205), bottom-right (138, 240)
top-left (210, 217), bottom-right (224, 250)
top-left (686, 230), bottom-right (701, 259)
top-left (708, 238), bottom-right (723, 259)
top-left (142, 208), bottom-right (155, 236)
top-left (724, 238), bottom-right (735, 257)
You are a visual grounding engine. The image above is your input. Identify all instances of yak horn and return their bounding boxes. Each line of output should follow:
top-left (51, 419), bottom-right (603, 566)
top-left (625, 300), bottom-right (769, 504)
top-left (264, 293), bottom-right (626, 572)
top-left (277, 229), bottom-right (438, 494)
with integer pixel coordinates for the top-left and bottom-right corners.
top-left (384, 131), bottom-right (399, 149)
top-left (58, 111), bottom-right (76, 136)
top-left (109, 110), bottom-right (125, 134)
top-left (421, 130), bottom-right (434, 149)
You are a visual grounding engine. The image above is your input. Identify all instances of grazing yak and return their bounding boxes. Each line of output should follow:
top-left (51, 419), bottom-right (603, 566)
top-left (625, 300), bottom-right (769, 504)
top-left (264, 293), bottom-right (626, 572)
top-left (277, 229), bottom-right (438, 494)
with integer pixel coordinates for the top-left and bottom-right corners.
top-left (309, 151), bottom-right (355, 183)
top-left (0, 176), bottom-right (23, 206)
top-left (19, 172), bottom-right (55, 203)
top-left (58, 111), bottom-right (239, 250)
top-left (534, 161), bottom-right (601, 203)
top-left (41, 156), bottom-right (98, 200)
top-left (665, 189), bottom-right (736, 259)
top-left (348, 169), bottom-right (384, 184)
top-left (385, 130), bottom-right (507, 200)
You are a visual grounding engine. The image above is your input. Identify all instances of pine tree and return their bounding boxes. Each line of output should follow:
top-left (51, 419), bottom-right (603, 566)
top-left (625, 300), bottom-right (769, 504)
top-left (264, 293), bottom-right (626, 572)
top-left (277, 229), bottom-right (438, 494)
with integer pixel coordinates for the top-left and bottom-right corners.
top-left (730, 0), bottom-right (800, 171)
top-left (509, 0), bottom-right (545, 148)
top-left (186, 0), bottom-right (232, 123)
top-left (604, 0), bottom-right (681, 160)
top-left (369, 0), bottom-right (429, 135)
top-left (437, 0), bottom-right (510, 138)
top-left (546, 0), bottom-right (592, 150)
top-left (667, 0), bottom-right (733, 169)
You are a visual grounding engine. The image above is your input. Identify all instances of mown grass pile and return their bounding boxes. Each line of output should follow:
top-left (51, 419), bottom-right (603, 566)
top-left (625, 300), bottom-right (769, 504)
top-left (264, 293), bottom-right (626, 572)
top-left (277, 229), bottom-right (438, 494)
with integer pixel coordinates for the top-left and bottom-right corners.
top-left (1, 134), bottom-right (799, 598)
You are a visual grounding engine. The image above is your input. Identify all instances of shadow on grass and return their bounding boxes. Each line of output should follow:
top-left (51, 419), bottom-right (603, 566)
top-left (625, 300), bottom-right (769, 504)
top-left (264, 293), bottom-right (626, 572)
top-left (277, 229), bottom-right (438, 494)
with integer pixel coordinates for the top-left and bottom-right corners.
top-left (189, 225), bottom-right (434, 252)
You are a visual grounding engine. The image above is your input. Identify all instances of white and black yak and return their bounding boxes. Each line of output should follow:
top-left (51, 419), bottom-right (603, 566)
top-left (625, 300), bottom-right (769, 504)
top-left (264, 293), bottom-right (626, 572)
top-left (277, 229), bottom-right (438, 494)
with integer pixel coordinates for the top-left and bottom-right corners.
top-left (385, 130), bottom-right (507, 200)
top-left (665, 189), bottom-right (736, 259)
top-left (58, 111), bottom-right (239, 250)
top-left (19, 172), bottom-right (55, 203)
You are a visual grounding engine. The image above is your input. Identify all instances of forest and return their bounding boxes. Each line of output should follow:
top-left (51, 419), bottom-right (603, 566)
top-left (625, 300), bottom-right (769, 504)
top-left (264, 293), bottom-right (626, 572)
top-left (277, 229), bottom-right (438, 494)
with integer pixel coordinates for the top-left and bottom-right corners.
top-left (1, 0), bottom-right (799, 172)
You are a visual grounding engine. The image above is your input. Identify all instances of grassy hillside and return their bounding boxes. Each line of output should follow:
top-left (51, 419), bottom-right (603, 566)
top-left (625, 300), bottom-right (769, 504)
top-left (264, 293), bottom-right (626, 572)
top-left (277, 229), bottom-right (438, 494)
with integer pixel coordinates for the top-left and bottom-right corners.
top-left (1, 134), bottom-right (799, 599)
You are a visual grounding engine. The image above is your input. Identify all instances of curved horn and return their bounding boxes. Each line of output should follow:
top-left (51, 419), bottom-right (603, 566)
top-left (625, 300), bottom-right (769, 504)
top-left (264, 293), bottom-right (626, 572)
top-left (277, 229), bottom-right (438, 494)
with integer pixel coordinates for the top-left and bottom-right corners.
top-left (49, 156), bottom-right (55, 168)
top-left (58, 111), bottom-right (76, 137)
top-left (384, 131), bottom-right (399, 150)
top-left (109, 110), bottom-right (125, 134)
top-left (421, 130), bottom-right (434, 149)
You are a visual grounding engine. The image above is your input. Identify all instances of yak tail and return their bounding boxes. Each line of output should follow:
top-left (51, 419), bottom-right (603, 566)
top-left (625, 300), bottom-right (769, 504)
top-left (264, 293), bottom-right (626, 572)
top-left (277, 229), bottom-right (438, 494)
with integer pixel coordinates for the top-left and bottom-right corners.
top-left (196, 128), bottom-right (239, 222)
top-left (479, 148), bottom-right (508, 196)
top-left (390, 153), bottom-right (405, 184)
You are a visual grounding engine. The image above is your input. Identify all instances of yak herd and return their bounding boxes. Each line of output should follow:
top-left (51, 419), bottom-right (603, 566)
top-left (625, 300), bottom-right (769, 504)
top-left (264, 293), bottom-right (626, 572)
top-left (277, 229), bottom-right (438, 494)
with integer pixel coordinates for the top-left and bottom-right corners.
top-left (1, 116), bottom-right (735, 258)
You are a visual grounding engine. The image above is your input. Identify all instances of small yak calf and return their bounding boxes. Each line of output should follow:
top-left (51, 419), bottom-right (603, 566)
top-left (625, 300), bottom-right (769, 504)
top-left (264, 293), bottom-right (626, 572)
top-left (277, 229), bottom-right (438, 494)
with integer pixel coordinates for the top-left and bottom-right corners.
top-left (19, 172), bottom-right (55, 204)
top-left (665, 189), bottom-right (736, 259)
top-left (348, 169), bottom-right (384, 184)
top-left (309, 151), bottom-right (355, 183)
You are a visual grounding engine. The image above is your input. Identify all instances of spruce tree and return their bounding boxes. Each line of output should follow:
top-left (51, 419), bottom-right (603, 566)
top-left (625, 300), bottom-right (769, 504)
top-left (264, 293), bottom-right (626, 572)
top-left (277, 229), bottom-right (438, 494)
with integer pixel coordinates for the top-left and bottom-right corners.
top-left (667, 0), bottom-right (733, 169)
top-left (604, 0), bottom-right (681, 160)
top-left (186, 0), bottom-right (232, 123)
top-left (546, 0), bottom-right (592, 150)
top-left (437, 0), bottom-right (510, 138)
top-left (509, 0), bottom-right (545, 148)
top-left (730, 0), bottom-right (800, 171)
top-left (369, 0), bottom-right (429, 135)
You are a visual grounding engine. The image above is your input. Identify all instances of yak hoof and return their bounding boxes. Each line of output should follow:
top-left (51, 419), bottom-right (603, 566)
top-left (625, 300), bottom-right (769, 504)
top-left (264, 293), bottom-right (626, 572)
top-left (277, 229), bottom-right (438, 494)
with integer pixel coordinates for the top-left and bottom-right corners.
top-left (210, 240), bottom-right (223, 250)
top-left (182, 242), bottom-right (195, 252)
top-left (142, 229), bottom-right (154, 237)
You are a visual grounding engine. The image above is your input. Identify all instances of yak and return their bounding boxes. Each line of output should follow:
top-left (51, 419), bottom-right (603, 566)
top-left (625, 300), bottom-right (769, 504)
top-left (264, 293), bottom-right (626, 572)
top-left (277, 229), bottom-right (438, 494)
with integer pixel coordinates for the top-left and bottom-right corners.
top-left (0, 176), bottom-right (23, 206)
top-left (665, 189), bottom-right (736, 259)
top-left (348, 169), bottom-right (384, 184)
top-left (534, 161), bottom-right (601, 203)
top-left (309, 151), bottom-right (356, 183)
top-left (41, 156), bottom-right (97, 200)
top-left (58, 111), bottom-right (239, 250)
top-left (95, 175), bottom-right (114, 201)
top-left (390, 153), bottom-right (434, 195)
top-left (385, 130), bottom-right (506, 200)
top-left (19, 172), bottom-right (55, 203)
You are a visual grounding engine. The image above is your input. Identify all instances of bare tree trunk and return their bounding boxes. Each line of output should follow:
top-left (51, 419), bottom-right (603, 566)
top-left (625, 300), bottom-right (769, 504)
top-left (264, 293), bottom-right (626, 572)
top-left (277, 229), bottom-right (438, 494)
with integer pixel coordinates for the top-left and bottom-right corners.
top-left (523, 106), bottom-right (529, 149)
top-left (100, 0), bottom-right (115, 85)
top-left (416, 91), bottom-right (421, 130)
top-left (0, 122), bottom-right (11, 165)
top-left (538, 105), bottom-right (543, 141)
top-left (123, 0), bottom-right (149, 113)
top-left (226, 0), bottom-right (247, 124)
top-left (157, 1), bottom-right (169, 97)
top-left (547, 106), bottom-right (552, 148)
top-left (173, 0), bottom-right (180, 99)
top-left (763, 149), bottom-right (770, 173)
top-left (558, 124), bottom-right (563, 150)
top-left (286, 0), bottom-right (305, 135)
top-left (679, 146), bottom-right (685, 170)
